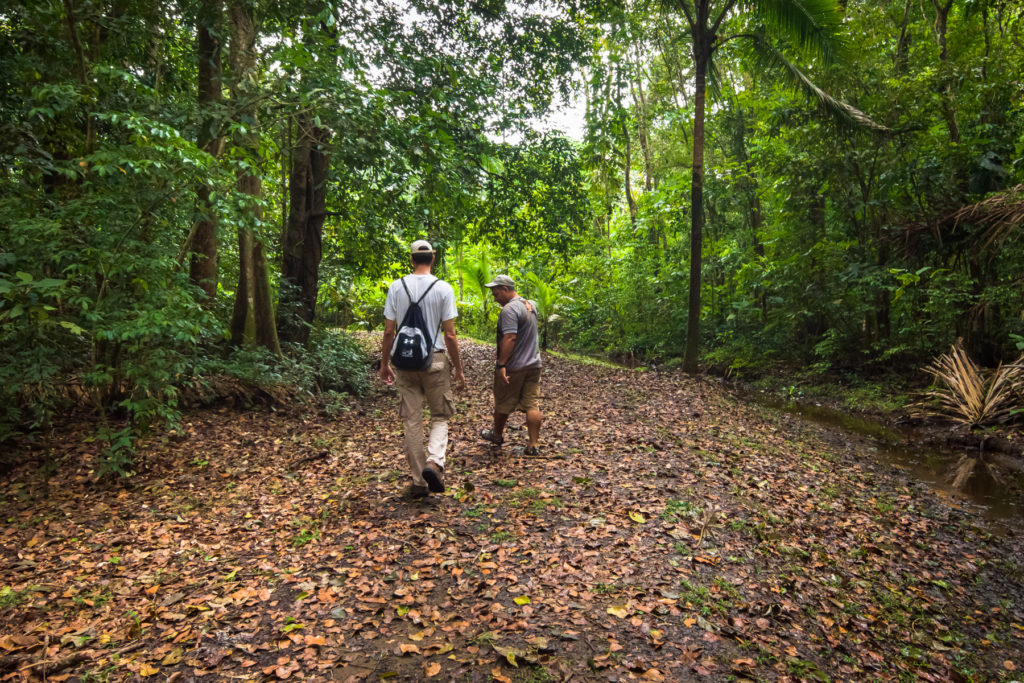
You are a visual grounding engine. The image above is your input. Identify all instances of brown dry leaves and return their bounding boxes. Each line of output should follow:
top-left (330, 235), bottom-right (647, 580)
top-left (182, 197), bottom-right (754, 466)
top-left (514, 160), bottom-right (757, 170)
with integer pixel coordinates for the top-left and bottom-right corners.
top-left (0, 340), bottom-right (1022, 680)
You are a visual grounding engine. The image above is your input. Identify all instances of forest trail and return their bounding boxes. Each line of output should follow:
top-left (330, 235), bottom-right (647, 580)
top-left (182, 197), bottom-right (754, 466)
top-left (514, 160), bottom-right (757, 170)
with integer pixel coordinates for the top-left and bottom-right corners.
top-left (2, 340), bottom-right (1022, 681)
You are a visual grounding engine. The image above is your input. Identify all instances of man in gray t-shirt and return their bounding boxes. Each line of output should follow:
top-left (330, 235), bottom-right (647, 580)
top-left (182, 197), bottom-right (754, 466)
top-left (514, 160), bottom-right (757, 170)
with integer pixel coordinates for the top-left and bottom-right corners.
top-left (479, 275), bottom-right (543, 456)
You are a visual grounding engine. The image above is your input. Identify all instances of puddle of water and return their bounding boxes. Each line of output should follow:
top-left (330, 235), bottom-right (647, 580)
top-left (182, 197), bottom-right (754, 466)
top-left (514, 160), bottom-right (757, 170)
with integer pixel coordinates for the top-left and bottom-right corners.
top-left (749, 392), bottom-right (1021, 527)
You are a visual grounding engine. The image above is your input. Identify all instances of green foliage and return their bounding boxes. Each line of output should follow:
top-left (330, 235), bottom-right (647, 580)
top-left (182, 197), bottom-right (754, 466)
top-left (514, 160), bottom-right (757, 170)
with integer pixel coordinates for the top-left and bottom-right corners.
top-left (192, 328), bottom-right (369, 403)
top-left (4, 0), bottom-right (1024, 451)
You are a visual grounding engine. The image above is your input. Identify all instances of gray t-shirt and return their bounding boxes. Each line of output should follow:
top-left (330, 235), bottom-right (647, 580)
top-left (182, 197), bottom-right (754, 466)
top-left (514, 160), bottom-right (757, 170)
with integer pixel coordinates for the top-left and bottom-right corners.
top-left (497, 297), bottom-right (541, 371)
top-left (383, 274), bottom-right (457, 353)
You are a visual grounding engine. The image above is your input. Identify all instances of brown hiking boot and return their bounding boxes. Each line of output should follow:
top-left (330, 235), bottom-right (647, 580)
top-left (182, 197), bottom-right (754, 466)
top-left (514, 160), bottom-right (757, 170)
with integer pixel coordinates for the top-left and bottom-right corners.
top-left (422, 463), bottom-right (445, 493)
top-left (408, 483), bottom-right (429, 499)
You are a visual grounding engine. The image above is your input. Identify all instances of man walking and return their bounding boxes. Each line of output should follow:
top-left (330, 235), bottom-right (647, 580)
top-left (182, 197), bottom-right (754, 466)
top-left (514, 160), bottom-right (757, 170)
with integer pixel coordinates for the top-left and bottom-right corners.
top-left (479, 275), bottom-right (543, 455)
top-left (380, 240), bottom-right (466, 497)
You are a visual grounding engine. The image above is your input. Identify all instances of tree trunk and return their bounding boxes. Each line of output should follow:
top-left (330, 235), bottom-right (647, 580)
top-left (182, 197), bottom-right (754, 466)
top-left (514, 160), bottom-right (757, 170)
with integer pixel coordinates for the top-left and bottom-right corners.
top-left (894, 0), bottom-right (912, 75)
top-left (623, 119), bottom-right (638, 230)
top-left (631, 83), bottom-right (654, 192)
top-left (930, 0), bottom-right (961, 143)
top-left (278, 114), bottom-right (329, 344)
top-left (684, 47), bottom-right (707, 373)
top-left (189, 1), bottom-right (223, 302)
top-left (231, 208), bottom-right (256, 345)
top-left (227, 0), bottom-right (281, 354)
top-left (62, 0), bottom-right (95, 155)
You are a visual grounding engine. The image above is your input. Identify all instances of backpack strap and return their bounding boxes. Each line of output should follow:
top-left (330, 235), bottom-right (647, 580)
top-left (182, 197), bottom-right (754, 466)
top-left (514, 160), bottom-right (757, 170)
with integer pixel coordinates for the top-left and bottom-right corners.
top-left (399, 276), bottom-right (440, 305)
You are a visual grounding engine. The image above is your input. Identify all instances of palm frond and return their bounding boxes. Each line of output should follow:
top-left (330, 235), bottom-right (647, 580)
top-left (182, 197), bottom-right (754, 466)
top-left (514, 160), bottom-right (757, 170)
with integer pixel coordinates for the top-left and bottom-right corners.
top-left (455, 252), bottom-right (492, 301)
top-left (914, 344), bottom-right (1024, 428)
top-left (948, 183), bottom-right (1024, 251)
top-left (523, 272), bottom-right (556, 322)
top-left (744, 32), bottom-right (887, 131)
top-left (749, 0), bottom-right (842, 63)
top-left (706, 53), bottom-right (724, 102)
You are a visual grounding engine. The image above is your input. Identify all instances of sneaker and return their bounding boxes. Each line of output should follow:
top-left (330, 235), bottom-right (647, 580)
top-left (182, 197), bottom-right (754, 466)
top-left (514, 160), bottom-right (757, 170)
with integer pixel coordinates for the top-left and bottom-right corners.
top-left (523, 445), bottom-right (540, 457)
top-left (408, 483), bottom-right (429, 499)
top-left (422, 463), bottom-right (445, 493)
top-left (479, 428), bottom-right (504, 445)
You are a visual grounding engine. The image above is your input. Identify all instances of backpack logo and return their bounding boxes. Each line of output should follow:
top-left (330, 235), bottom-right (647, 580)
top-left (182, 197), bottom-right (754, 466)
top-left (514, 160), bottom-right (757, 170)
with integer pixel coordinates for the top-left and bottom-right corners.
top-left (391, 277), bottom-right (441, 371)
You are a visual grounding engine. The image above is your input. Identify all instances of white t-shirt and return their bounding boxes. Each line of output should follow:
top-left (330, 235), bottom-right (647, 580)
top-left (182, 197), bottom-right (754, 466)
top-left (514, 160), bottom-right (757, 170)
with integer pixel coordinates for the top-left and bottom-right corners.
top-left (383, 274), bottom-right (458, 353)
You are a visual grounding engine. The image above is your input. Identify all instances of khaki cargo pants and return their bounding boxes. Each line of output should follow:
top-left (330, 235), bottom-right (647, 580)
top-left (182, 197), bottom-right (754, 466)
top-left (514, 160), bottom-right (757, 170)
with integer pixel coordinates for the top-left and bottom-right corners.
top-left (395, 352), bottom-right (455, 487)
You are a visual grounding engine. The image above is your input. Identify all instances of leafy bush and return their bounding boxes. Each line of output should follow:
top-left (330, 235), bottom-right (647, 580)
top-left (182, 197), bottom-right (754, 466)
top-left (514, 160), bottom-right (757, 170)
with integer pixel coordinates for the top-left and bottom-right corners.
top-left (294, 327), bottom-right (370, 396)
top-left (186, 328), bottom-right (370, 407)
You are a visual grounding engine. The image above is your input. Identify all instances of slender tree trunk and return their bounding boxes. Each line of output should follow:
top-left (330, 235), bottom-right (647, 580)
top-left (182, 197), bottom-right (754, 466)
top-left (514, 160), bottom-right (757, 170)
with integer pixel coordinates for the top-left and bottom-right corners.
top-left (623, 119), bottom-right (638, 230)
top-left (631, 83), bottom-right (654, 192)
top-left (189, 1), bottom-right (223, 302)
top-left (894, 0), bottom-right (912, 75)
top-left (981, 5), bottom-right (990, 81)
top-left (231, 209), bottom-right (256, 344)
top-left (228, 0), bottom-right (280, 354)
top-left (62, 0), bottom-right (95, 155)
top-left (930, 0), bottom-right (960, 143)
top-left (684, 47), bottom-right (707, 373)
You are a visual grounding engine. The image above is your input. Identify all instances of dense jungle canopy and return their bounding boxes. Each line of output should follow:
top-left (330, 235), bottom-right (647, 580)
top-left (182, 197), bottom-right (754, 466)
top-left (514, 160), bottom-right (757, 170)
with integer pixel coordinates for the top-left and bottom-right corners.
top-left (2, 0), bottom-right (1024, 459)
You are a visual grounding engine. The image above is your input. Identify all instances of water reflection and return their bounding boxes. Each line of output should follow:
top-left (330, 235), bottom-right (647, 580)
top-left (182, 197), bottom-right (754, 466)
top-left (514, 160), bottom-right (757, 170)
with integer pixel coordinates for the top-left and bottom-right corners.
top-left (750, 393), bottom-right (1021, 528)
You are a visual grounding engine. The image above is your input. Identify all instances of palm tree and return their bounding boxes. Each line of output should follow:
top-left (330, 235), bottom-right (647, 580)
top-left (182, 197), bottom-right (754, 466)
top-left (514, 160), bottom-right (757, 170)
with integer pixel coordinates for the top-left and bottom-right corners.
top-left (671, 0), bottom-right (883, 372)
top-left (524, 272), bottom-right (572, 350)
top-left (455, 249), bottom-right (492, 325)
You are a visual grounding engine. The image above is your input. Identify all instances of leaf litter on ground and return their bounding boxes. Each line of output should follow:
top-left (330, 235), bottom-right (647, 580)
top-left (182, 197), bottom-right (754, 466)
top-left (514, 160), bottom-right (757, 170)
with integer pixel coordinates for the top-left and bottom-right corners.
top-left (1, 339), bottom-right (1022, 681)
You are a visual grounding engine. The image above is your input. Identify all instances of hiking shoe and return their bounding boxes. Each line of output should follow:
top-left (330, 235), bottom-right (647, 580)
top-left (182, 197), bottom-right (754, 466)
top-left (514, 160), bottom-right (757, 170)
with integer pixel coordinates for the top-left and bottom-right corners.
top-left (422, 463), bottom-right (445, 493)
top-left (523, 445), bottom-right (540, 457)
top-left (479, 428), bottom-right (504, 445)
top-left (408, 483), bottom-right (429, 499)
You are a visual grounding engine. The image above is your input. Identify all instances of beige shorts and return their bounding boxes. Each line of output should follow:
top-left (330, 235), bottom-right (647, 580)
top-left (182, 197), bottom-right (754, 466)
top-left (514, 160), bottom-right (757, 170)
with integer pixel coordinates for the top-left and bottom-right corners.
top-left (494, 366), bottom-right (541, 414)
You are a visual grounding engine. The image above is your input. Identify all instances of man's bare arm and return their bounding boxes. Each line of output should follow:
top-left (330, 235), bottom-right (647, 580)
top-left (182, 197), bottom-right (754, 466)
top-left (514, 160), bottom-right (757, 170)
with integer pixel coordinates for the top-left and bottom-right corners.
top-left (380, 319), bottom-right (397, 385)
top-left (442, 319), bottom-right (466, 390)
top-left (497, 332), bottom-right (517, 366)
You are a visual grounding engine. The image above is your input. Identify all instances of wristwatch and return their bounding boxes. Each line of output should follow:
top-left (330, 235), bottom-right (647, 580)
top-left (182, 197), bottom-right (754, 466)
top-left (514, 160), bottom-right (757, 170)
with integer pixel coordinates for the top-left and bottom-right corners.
top-left (495, 363), bottom-right (506, 369)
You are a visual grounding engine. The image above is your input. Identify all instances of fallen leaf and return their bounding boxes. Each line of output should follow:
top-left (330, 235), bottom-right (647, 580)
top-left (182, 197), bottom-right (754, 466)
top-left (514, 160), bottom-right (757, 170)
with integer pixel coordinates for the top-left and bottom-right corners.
top-left (424, 662), bottom-right (441, 677)
top-left (607, 605), bottom-right (629, 618)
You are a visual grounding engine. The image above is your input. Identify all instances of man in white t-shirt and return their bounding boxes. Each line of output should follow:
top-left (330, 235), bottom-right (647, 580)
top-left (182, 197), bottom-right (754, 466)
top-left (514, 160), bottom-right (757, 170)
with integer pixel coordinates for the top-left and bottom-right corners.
top-left (380, 240), bottom-right (466, 498)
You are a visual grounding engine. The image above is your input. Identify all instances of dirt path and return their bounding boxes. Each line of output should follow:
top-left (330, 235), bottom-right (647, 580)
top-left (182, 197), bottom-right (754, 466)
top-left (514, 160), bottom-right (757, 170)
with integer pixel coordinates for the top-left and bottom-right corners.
top-left (2, 340), bottom-right (1022, 681)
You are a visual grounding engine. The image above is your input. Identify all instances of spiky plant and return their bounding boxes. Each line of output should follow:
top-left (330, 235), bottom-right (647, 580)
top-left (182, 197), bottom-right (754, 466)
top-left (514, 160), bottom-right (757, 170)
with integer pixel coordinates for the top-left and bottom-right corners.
top-left (916, 344), bottom-right (1024, 488)
top-left (917, 344), bottom-right (1023, 429)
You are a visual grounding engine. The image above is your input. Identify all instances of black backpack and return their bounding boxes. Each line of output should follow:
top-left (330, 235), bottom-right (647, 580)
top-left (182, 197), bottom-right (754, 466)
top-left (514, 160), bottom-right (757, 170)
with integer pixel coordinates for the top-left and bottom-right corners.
top-left (390, 276), bottom-right (442, 370)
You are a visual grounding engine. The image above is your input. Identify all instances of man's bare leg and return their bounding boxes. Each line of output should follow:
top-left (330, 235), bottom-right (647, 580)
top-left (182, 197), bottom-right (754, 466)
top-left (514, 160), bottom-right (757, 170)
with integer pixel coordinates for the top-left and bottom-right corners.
top-left (525, 409), bottom-right (541, 447)
top-left (492, 412), bottom-right (510, 441)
